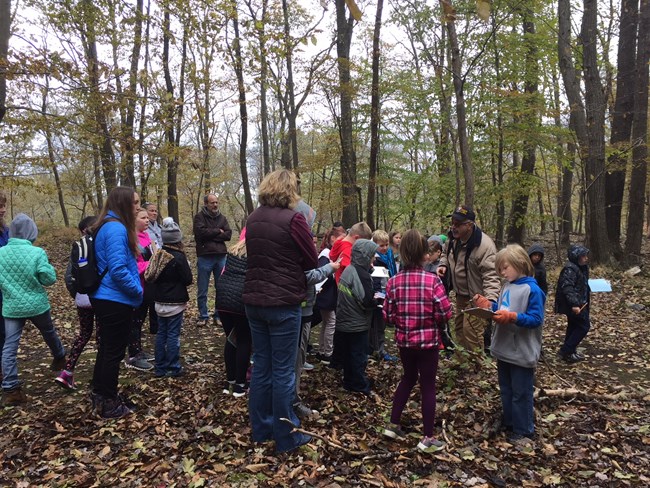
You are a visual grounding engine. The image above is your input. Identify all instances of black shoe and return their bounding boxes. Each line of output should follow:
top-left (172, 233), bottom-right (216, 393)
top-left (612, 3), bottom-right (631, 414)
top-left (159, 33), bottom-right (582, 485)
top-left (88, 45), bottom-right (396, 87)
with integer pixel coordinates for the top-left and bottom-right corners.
top-left (559, 352), bottom-right (584, 363)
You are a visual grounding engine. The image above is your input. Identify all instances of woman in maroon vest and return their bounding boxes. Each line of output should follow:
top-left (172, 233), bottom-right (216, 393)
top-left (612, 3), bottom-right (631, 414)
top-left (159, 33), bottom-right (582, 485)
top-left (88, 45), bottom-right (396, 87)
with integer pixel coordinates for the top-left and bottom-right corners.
top-left (243, 169), bottom-right (318, 453)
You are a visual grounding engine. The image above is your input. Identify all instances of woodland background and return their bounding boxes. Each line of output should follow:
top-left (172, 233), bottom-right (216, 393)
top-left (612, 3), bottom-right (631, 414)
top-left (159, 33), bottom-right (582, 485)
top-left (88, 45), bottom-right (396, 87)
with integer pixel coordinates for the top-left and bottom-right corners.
top-left (0, 0), bottom-right (650, 266)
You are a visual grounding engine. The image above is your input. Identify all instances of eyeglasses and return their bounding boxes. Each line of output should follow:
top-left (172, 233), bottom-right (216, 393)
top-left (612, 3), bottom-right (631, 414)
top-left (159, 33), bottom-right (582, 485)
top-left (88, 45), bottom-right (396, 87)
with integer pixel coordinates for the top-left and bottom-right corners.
top-left (450, 220), bottom-right (471, 227)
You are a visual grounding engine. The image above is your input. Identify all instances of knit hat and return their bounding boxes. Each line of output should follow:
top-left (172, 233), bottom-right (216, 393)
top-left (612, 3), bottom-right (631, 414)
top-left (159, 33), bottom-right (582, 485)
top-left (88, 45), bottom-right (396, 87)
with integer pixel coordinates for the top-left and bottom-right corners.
top-left (161, 217), bottom-right (183, 244)
top-left (10, 213), bottom-right (38, 242)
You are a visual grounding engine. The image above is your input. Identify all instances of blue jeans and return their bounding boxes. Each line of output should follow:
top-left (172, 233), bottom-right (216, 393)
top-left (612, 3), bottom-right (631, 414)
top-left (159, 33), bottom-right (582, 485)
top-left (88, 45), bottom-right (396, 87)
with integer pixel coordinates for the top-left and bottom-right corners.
top-left (154, 310), bottom-right (184, 376)
top-left (497, 360), bottom-right (535, 437)
top-left (2, 310), bottom-right (65, 391)
top-left (245, 303), bottom-right (309, 453)
top-left (196, 254), bottom-right (226, 320)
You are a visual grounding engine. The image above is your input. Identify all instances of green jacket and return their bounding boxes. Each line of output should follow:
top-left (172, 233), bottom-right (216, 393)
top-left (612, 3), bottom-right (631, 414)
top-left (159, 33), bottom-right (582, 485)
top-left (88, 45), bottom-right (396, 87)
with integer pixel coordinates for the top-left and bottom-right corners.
top-left (0, 238), bottom-right (56, 318)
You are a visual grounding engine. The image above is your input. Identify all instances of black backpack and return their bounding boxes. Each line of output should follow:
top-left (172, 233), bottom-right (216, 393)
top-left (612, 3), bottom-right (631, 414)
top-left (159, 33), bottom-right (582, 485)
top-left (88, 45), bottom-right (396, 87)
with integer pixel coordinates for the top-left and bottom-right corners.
top-left (69, 218), bottom-right (119, 295)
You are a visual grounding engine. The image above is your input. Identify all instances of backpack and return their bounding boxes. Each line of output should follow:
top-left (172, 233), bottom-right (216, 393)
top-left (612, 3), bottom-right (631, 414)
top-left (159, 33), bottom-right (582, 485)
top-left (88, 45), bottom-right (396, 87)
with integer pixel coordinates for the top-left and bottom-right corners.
top-left (69, 218), bottom-right (119, 295)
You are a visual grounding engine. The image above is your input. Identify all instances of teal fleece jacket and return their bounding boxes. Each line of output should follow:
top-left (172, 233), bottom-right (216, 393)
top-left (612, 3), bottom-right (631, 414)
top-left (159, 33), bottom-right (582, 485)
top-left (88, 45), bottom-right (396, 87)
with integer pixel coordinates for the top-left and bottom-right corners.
top-left (0, 238), bottom-right (56, 318)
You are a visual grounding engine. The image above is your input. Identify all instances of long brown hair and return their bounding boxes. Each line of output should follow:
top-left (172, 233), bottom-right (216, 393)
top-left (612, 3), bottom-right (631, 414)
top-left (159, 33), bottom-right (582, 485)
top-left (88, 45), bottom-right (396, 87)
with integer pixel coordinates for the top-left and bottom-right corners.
top-left (0, 190), bottom-right (6, 228)
top-left (94, 186), bottom-right (139, 256)
top-left (400, 229), bottom-right (427, 269)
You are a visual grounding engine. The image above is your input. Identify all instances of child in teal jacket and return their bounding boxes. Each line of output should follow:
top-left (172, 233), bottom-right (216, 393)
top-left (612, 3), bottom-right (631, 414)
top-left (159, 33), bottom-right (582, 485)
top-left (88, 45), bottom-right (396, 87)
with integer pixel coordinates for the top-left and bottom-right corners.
top-left (0, 213), bottom-right (66, 405)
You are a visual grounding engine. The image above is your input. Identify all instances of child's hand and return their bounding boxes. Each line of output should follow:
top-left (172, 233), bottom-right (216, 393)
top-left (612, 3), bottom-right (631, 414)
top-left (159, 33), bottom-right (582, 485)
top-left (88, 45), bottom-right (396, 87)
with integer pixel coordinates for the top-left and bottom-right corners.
top-left (473, 294), bottom-right (491, 309)
top-left (330, 260), bottom-right (342, 271)
top-left (493, 310), bottom-right (517, 324)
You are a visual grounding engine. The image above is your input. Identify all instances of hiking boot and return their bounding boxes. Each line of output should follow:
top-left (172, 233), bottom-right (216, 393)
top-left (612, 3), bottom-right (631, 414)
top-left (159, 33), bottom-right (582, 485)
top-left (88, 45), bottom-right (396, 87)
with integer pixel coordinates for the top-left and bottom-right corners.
top-left (294, 402), bottom-right (318, 419)
top-left (417, 436), bottom-right (445, 452)
top-left (383, 423), bottom-right (406, 440)
top-left (118, 393), bottom-right (137, 412)
top-left (197, 318), bottom-right (209, 328)
top-left (101, 397), bottom-right (133, 419)
top-left (125, 355), bottom-right (154, 372)
top-left (507, 433), bottom-right (534, 449)
top-left (3, 387), bottom-right (27, 406)
top-left (303, 361), bottom-right (315, 371)
top-left (51, 355), bottom-right (67, 371)
top-left (232, 383), bottom-right (249, 398)
top-left (213, 318), bottom-right (223, 327)
top-left (55, 370), bottom-right (76, 390)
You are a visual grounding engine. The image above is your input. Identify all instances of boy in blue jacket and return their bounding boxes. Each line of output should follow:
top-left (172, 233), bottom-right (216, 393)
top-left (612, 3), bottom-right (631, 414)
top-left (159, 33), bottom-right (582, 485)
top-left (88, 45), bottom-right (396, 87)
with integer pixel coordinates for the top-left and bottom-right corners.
top-left (474, 244), bottom-right (544, 445)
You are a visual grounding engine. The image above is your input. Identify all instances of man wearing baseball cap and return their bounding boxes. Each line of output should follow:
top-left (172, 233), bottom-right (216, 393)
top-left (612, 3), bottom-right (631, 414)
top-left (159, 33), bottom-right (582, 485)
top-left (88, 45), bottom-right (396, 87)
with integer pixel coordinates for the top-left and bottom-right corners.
top-left (437, 205), bottom-right (500, 364)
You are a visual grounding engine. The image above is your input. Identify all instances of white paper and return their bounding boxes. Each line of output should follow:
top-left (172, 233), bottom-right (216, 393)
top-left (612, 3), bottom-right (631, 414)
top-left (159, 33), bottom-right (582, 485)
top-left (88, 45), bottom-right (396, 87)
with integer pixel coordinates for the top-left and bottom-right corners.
top-left (588, 278), bottom-right (612, 292)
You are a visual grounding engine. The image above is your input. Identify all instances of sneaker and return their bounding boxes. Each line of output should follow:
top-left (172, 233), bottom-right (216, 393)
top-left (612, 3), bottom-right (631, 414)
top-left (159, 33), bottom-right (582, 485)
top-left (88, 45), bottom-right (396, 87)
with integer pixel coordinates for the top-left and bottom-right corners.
top-left (55, 370), bottom-right (76, 390)
top-left (382, 353), bottom-right (398, 362)
top-left (417, 436), bottom-right (445, 452)
top-left (118, 393), bottom-right (137, 412)
top-left (232, 383), bottom-right (249, 398)
top-left (574, 351), bottom-right (585, 360)
top-left (213, 318), bottom-right (223, 327)
top-left (50, 355), bottom-right (67, 372)
top-left (140, 351), bottom-right (155, 362)
top-left (197, 318), bottom-right (209, 328)
top-left (125, 356), bottom-right (154, 372)
top-left (317, 353), bottom-right (332, 365)
top-left (167, 368), bottom-right (185, 378)
top-left (383, 423), bottom-right (406, 439)
top-left (294, 402), bottom-right (319, 419)
top-left (223, 381), bottom-right (235, 395)
top-left (303, 361), bottom-right (315, 371)
top-left (559, 352), bottom-right (584, 363)
top-left (507, 433), bottom-right (534, 448)
top-left (100, 397), bottom-right (132, 419)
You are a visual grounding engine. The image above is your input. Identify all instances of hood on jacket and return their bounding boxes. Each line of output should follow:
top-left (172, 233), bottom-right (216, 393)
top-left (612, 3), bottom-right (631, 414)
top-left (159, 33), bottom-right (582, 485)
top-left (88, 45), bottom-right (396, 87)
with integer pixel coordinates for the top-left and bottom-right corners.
top-left (10, 213), bottom-right (38, 242)
top-left (528, 243), bottom-right (545, 259)
top-left (568, 244), bottom-right (589, 265)
top-left (294, 199), bottom-right (317, 229)
top-left (352, 239), bottom-right (378, 269)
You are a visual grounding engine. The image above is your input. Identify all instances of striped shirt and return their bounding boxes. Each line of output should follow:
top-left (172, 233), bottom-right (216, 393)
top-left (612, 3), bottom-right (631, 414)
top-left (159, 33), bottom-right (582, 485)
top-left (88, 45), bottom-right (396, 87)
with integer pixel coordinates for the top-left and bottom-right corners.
top-left (383, 267), bottom-right (453, 349)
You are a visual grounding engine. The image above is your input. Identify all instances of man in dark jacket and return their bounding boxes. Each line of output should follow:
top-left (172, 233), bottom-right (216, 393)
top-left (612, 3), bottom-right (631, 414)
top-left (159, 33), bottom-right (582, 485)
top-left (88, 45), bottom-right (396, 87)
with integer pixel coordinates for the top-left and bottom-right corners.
top-left (193, 194), bottom-right (232, 327)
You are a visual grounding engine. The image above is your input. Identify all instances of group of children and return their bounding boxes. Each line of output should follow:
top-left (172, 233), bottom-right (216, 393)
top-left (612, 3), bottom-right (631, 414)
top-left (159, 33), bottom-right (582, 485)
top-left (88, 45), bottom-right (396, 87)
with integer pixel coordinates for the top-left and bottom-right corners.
top-left (0, 196), bottom-right (594, 450)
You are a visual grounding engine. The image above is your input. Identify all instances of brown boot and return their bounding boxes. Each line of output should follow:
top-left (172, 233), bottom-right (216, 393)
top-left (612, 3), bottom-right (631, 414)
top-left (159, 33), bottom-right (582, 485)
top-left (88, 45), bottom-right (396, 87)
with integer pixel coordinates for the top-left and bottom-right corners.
top-left (3, 387), bottom-right (27, 406)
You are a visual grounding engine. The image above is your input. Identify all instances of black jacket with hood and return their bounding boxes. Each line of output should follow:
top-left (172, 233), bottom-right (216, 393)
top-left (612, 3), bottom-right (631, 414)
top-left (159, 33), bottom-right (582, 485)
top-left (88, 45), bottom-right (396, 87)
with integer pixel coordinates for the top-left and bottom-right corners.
top-left (554, 244), bottom-right (590, 316)
top-left (527, 243), bottom-right (548, 295)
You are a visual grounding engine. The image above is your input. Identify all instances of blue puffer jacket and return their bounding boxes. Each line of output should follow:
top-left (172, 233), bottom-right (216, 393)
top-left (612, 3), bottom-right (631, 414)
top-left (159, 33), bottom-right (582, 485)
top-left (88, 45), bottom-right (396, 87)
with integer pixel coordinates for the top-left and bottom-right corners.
top-left (90, 212), bottom-right (143, 307)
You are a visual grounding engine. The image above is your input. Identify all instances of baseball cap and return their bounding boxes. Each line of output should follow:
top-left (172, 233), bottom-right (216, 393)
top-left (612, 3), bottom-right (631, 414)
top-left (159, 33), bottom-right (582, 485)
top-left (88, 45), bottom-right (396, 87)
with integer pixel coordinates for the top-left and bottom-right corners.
top-left (447, 205), bottom-right (476, 222)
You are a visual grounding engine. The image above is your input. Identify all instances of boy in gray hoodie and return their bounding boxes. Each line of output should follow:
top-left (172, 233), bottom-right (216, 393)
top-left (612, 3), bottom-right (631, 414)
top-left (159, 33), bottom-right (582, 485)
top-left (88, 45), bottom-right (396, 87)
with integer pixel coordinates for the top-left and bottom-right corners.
top-left (335, 239), bottom-right (379, 395)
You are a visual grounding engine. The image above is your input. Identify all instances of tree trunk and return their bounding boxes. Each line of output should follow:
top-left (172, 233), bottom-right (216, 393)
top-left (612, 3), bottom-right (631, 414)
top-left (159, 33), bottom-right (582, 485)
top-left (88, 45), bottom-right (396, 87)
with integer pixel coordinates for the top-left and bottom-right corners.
top-left (624, 0), bottom-right (650, 264)
top-left (581, 0), bottom-right (610, 264)
top-left (606, 0), bottom-right (638, 257)
top-left (282, 0), bottom-right (300, 171)
top-left (443, 2), bottom-right (474, 207)
top-left (507, 12), bottom-right (539, 244)
top-left (335, 0), bottom-right (358, 226)
top-left (366, 0), bottom-right (383, 228)
top-left (229, 0), bottom-right (254, 216)
top-left (0, 0), bottom-right (10, 123)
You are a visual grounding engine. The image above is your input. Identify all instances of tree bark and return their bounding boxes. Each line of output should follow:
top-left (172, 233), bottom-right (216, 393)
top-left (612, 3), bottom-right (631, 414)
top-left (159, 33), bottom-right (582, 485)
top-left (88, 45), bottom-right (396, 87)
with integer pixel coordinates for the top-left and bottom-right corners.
top-left (606, 0), bottom-right (638, 256)
top-left (366, 0), bottom-right (383, 229)
top-left (581, 0), bottom-right (610, 264)
top-left (335, 0), bottom-right (358, 226)
top-left (507, 11), bottom-right (539, 244)
top-left (624, 0), bottom-right (650, 264)
top-left (443, 1), bottom-right (473, 207)
top-left (229, 0), bottom-right (254, 215)
top-left (0, 0), bottom-right (10, 123)
top-left (282, 0), bottom-right (300, 171)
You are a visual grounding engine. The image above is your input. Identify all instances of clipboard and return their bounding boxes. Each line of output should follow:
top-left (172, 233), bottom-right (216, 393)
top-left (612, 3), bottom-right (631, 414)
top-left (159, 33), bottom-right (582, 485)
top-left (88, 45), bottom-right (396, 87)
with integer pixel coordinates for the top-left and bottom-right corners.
top-left (462, 307), bottom-right (496, 320)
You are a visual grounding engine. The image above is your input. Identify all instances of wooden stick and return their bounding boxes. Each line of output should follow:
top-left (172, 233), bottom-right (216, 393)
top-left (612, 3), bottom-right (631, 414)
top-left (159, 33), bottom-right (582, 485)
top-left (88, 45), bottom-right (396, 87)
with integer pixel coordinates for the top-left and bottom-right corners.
top-left (279, 418), bottom-right (369, 456)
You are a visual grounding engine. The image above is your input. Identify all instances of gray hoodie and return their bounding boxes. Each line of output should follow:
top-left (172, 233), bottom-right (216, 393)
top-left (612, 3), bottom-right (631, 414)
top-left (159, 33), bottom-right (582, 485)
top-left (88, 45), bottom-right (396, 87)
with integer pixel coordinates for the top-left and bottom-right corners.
top-left (10, 213), bottom-right (38, 242)
top-left (336, 239), bottom-right (379, 333)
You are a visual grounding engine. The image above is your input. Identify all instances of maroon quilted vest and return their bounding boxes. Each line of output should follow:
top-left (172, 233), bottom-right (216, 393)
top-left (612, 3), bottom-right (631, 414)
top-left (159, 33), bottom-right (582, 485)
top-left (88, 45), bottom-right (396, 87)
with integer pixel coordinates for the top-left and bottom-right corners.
top-left (243, 206), bottom-right (307, 306)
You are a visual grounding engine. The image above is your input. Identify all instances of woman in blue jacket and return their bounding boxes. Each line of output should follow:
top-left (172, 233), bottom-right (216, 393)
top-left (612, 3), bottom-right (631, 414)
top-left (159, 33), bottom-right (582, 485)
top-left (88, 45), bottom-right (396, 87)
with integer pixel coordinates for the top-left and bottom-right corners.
top-left (90, 186), bottom-right (143, 419)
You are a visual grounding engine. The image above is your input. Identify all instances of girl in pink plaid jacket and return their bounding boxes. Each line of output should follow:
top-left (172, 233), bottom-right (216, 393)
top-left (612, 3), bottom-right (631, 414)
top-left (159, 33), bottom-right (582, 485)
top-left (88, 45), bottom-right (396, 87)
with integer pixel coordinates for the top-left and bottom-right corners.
top-left (382, 229), bottom-right (453, 452)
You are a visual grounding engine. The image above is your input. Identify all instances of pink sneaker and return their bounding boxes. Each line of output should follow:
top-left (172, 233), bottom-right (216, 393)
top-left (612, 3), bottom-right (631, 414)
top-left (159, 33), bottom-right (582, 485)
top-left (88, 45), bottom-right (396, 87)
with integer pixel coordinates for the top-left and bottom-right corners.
top-left (55, 370), bottom-right (76, 390)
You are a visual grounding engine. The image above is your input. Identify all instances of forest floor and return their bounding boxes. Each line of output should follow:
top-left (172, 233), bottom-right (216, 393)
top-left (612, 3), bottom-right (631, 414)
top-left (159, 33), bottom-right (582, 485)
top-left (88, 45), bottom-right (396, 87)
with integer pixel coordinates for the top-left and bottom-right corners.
top-left (0, 230), bottom-right (649, 487)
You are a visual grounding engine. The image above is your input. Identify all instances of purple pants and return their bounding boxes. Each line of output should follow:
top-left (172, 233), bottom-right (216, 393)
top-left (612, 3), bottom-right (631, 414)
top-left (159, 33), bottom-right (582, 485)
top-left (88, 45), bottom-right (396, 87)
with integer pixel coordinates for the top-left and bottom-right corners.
top-left (390, 347), bottom-right (440, 437)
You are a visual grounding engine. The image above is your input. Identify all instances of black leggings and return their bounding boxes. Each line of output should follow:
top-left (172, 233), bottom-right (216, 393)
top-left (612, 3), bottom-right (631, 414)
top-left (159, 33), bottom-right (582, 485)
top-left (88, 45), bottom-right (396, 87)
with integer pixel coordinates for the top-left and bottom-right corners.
top-left (221, 311), bottom-right (252, 385)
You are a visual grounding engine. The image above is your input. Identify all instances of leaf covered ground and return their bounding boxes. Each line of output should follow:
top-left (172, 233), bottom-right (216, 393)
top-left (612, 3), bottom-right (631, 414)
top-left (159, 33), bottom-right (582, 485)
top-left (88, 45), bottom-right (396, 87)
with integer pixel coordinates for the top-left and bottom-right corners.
top-left (1, 231), bottom-right (649, 487)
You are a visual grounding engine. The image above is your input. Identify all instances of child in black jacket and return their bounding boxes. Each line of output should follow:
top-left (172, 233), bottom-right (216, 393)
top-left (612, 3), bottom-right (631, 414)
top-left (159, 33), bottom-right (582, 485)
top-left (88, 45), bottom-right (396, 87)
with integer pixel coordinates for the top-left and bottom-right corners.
top-left (527, 243), bottom-right (548, 296)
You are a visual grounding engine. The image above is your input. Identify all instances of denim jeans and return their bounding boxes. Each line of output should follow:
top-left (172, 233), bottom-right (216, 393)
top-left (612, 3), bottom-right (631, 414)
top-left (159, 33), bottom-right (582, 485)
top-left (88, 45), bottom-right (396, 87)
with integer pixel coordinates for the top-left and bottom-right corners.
top-left (155, 310), bottom-right (184, 376)
top-left (246, 303), bottom-right (309, 453)
top-left (497, 359), bottom-right (535, 437)
top-left (196, 254), bottom-right (226, 320)
top-left (2, 309), bottom-right (65, 391)
top-left (91, 299), bottom-right (133, 399)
